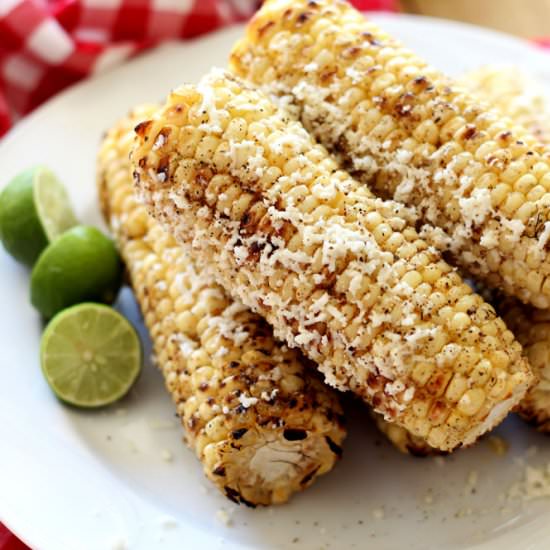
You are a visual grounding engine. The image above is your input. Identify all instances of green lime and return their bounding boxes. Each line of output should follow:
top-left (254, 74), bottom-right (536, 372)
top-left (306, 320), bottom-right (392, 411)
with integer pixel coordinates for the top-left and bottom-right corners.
top-left (30, 225), bottom-right (122, 319)
top-left (0, 166), bottom-right (77, 266)
top-left (40, 303), bottom-right (142, 408)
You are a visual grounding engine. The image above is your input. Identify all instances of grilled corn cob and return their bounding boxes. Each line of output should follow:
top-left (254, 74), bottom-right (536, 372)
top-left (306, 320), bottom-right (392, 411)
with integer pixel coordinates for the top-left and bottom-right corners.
top-left (97, 105), bottom-right (346, 506)
top-left (458, 69), bottom-right (550, 431)
top-left (132, 69), bottom-right (533, 452)
top-left (230, 0), bottom-right (550, 308)
top-left (460, 66), bottom-right (550, 144)
top-left (376, 68), bottom-right (550, 450)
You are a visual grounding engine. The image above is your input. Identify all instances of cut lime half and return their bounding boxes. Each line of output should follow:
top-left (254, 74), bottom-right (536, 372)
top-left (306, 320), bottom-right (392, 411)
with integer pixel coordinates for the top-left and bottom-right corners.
top-left (40, 303), bottom-right (142, 408)
top-left (0, 166), bottom-right (77, 266)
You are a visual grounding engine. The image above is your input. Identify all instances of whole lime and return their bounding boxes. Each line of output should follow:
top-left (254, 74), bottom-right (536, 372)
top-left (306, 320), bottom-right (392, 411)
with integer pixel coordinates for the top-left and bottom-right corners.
top-left (30, 225), bottom-right (122, 319)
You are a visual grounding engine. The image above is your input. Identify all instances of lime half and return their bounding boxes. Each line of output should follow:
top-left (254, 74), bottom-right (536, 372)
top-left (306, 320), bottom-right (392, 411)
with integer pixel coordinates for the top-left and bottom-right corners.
top-left (30, 225), bottom-right (122, 319)
top-left (0, 166), bottom-right (77, 266)
top-left (41, 303), bottom-right (142, 408)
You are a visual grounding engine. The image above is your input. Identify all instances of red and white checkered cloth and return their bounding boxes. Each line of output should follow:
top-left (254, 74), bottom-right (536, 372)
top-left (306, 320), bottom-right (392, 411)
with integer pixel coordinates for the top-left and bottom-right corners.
top-left (0, 0), bottom-right (395, 138)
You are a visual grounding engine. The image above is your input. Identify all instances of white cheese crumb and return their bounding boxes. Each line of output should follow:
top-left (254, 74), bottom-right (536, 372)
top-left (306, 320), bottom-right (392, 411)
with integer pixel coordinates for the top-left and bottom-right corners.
top-left (152, 133), bottom-right (166, 151)
top-left (161, 449), bottom-right (173, 462)
top-left (463, 470), bottom-right (478, 496)
top-left (222, 406), bottom-right (230, 415)
top-left (508, 462), bottom-right (550, 501)
top-left (487, 435), bottom-right (509, 456)
top-left (234, 245), bottom-right (249, 265)
top-left (216, 508), bottom-right (233, 526)
top-left (459, 188), bottom-right (492, 227)
top-left (538, 221), bottom-right (550, 250)
top-left (480, 228), bottom-right (499, 248)
top-left (216, 346), bottom-right (229, 357)
top-left (238, 393), bottom-right (258, 409)
top-left (110, 538), bottom-right (127, 550)
top-left (501, 218), bottom-right (525, 243)
top-left (260, 389), bottom-right (279, 402)
top-left (157, 516), bottom-right (178, 529)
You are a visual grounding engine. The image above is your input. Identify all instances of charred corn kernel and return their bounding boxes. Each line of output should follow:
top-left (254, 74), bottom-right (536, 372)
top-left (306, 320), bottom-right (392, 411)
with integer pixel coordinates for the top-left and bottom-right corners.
top-left (97, 105), bottom-right (345, 506)
top-left (459, 66), bottom-right (550, 144)
top-left (132, 69), bottom-right (533, 452)
top-left (231, 0), bottom-right (550, 308)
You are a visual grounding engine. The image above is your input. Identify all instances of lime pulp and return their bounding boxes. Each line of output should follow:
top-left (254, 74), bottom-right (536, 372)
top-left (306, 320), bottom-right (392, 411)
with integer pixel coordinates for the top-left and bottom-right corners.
top-left (0, 166), bottom-right (77, 266)
top-left (40, 303), bottom-right (142, 408)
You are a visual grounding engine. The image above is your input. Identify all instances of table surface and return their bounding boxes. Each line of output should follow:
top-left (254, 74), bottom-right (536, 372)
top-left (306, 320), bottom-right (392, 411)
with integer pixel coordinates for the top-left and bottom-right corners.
top-left (400, 0), bottom-right (550, 38)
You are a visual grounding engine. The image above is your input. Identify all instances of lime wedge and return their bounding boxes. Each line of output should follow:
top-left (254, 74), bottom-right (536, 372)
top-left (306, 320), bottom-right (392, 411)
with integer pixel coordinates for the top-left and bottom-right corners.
top-left (30, 225), bottom-right (122, 319)
top-left (34, 166), bottom-right (78, 242)
top-left (40, 303), bottom-right (142, 408)
top-left (0, 166), bottom-right (77, 266)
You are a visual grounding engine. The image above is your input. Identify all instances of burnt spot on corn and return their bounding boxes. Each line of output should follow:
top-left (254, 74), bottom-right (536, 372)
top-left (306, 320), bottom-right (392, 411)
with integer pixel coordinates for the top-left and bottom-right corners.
top-left (240, 496), bottom-right (257, 508)
top-left (300, 465), bottom-right (320, 486)
top-left (325, 436), bottom-right (343, 457)
top-left (283, 428), bottom-right (307, 441)
top-left (134, 120), bottom-right (152, 138)
top-left (213, 465), bottom-right (226, 476)
top-left (462, 125), bottom-right (477, 140)
top-left (157, 156), bottom-right (170, 182)
top-left (232, 428), bottom-right (248, 440)
top-left (258, 20), bottom-right (275, 37)
top-left (296, 11), bottom-right (312, 26)
top-left (320, 70), bottom-right (337, 83)
top-left (224, 486), bottom-right (242, 504)
top-left (342, 46), bottom-right (361, 59)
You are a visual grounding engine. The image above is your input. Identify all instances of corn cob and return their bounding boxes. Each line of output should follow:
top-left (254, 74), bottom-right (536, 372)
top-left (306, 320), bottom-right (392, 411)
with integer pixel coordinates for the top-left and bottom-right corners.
top-left (132, 69), bottom-right (533, 452)
top-left (459, 66), bottom-right (550, 144)
top-left (97, 105), bottom-right (346, 506)
top-left (376, 67), bottom-right (550, 450)
top-left (230, 0), bottom-right (550, 309)
top-left (458, 70), bottom-right (550, 431)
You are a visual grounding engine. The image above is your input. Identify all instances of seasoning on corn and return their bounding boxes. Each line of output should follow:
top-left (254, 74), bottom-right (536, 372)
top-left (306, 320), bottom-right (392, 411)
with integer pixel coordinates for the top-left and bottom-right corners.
top-left (132, 69), bottom-right (533, 452)
top-left (378, 65), bottom-right (550, 453)
top-left (230, 0), bottom-right (550, 308)
top-left (490, 295), bottom-right (550, 432)
top-left (97, 105), bottom-right (346, 506)
top-left (459, 66), bottom-right (550, 145)
top-left (458, 66), bottom-right (550, 432)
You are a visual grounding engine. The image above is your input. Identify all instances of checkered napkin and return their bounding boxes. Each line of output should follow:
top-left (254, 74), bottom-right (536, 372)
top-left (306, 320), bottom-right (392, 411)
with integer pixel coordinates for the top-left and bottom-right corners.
top-left (0, 0), bottom-right (395, 138)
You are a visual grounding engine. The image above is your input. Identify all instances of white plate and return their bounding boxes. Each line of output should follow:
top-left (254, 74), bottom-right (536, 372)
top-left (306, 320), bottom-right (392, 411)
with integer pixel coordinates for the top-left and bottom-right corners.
top-left (1, 14), bottom-right (550, 550)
